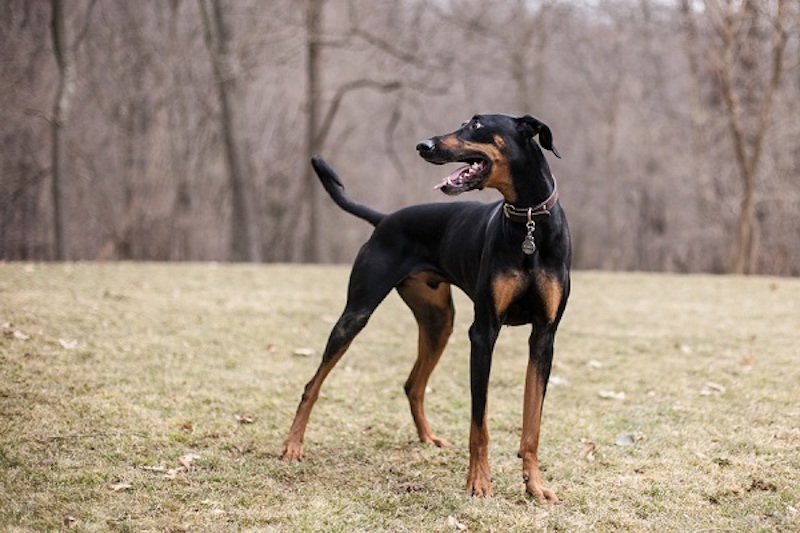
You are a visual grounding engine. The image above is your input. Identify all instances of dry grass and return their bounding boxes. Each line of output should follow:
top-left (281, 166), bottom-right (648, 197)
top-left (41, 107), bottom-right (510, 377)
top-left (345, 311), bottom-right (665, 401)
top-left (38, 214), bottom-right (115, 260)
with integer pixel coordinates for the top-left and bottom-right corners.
top-left (1, 263), bottom-right (799, 532)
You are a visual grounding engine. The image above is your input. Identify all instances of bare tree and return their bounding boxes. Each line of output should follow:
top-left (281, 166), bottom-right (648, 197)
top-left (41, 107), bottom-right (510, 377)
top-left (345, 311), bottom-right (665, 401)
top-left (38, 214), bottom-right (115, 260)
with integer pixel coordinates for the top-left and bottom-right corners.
top-left (199, 0), bottom-right (261, 262)
top-left (3, 0), bottom-right (798, 273)
top-left (298, 0), bottom-right (406, 262)
top-left (706, 0), bottom-right (789, 274)
top-left (301, 0), bottom-right (323, 262)
top-left (49, 0), bottom-right (77, 260)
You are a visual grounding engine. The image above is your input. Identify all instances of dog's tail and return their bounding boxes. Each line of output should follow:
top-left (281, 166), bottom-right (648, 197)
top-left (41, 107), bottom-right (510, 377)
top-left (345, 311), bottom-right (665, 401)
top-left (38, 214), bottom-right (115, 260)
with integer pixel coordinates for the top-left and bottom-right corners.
top-left (311, 156), bottom-right (385, 227)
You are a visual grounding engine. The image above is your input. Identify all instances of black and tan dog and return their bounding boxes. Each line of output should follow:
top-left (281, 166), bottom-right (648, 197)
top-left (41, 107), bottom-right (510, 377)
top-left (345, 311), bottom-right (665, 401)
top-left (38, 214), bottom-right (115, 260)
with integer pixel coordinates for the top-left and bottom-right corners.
top-left (281, 114), bottom-right (570, 502)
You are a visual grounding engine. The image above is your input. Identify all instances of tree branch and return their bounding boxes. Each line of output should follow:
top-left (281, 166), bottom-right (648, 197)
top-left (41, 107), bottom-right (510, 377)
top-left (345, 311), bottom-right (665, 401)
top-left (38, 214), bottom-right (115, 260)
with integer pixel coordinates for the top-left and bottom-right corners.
top-left (315, 79), bottom-right (402, 148)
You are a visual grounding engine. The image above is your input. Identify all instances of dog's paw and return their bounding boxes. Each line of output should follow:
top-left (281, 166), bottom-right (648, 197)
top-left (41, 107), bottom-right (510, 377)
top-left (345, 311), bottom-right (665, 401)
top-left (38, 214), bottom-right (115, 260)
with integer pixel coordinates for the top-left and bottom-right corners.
top-left (525, 479), bottom-right (559, 503)
top-left (422, 434), bottom-right (451, 448)
top-left (280, 441), bottom-right (304, 462)
top-left (466, 472), bottom-right (493, 498)
top-left (466, 480), bottom-right (493, 498)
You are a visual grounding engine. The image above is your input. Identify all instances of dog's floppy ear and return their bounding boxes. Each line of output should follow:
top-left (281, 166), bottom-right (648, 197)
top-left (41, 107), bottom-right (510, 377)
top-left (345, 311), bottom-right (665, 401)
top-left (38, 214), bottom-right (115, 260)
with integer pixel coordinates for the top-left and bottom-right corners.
top-left (519, 115), bottom-right (561, 159)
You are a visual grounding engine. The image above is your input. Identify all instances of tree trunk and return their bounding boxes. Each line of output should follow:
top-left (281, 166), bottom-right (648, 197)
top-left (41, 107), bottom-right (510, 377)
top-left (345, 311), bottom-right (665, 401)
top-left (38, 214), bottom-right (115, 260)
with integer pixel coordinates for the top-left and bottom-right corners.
top-left (302, 0), bottom-right (323, 262)
top-left (199, 0), bottom-right (261, 262)
top-left (711, 0), bottom-right (787, 274)
top-left (50, 0), bottom-right (76, 260)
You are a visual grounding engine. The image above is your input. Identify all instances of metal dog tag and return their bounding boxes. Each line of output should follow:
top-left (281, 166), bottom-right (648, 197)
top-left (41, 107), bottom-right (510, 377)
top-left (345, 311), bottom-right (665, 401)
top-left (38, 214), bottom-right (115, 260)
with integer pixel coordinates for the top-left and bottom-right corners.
top-left (522, 219), bottom-right (536, 255)
top-left (522, 235), bottom-right (536, 255)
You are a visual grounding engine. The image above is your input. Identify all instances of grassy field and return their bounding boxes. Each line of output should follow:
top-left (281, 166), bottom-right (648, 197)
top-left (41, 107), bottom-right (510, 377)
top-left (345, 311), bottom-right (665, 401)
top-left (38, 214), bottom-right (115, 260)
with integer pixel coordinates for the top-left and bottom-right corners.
top-left (1, 263), bottom-right (799, 532)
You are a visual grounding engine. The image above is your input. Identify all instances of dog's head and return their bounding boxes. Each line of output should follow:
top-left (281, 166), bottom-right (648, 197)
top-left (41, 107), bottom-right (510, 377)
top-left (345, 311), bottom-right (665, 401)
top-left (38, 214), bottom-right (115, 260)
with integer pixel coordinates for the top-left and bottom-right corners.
top-left (416, 114), bottom-right (560, 197)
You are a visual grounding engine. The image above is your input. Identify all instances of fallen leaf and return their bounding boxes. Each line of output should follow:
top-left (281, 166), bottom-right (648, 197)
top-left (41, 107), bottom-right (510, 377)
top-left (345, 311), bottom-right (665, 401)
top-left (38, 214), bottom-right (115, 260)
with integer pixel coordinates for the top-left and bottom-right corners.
top-left (2, 322), bottom-right (30, 339)
top-left (141, 465), bottom-right (167, 473)
top-left (63, 516), bottom-right (77, 528)
top-left (234, 413), bottom-right (256, 424)
top-left (292, 347), bottom-right (315, 357)
top-left (109, 482), bottom-right (132, 492)
top-left (446, 515), bottom-right (468, 531)
top-left (549, 375), bottom-right (570, 387)
top-left (179, 452), bottom-right (201, 470)
top-left (59, 338), bottom-right (78, 350)
top-left (580, 440), bottom-right (596, 461)
top-left (587, 359), bottom-right (604, 369)
top-left (598, 390), bottom-right (626, 401)
top-left (163, 468), bottom-right (183, 480)
top-left (181, 422), bottom-right (194, 432)
top-left (615, 434), bottom-right (635, 446)
top-left (700, 381), bottom-right (726, 396)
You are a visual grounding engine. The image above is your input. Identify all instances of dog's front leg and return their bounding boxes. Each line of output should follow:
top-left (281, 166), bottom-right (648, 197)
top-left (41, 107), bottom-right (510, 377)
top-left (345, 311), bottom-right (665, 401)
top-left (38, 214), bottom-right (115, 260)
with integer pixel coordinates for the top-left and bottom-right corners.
top-left (519, 326), bottom-right (559, 502)
top-left (465, 318), bottom-right (499, 497)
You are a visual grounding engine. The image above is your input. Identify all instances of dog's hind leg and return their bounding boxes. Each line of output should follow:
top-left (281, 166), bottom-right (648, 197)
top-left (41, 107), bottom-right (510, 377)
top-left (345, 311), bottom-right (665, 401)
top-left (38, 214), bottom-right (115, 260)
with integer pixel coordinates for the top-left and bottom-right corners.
top-left (281, 249), bottom-right (407, 461)
top-left (280, 310), bottom-right (367, 461)
top-left (397, 272), bottom-right (455, 448)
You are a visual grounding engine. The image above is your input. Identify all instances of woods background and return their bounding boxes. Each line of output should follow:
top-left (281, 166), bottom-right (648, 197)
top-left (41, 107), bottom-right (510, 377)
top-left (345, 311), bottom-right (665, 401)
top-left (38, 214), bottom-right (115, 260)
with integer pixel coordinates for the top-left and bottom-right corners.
top-left (1, 0), bottom-right (798, 275)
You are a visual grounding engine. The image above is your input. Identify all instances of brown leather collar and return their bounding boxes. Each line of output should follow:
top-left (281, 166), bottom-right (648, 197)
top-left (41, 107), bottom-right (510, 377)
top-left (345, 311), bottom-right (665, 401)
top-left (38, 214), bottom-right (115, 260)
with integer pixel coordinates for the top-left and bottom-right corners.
top-left (502, 178), bottom-right (559, 222)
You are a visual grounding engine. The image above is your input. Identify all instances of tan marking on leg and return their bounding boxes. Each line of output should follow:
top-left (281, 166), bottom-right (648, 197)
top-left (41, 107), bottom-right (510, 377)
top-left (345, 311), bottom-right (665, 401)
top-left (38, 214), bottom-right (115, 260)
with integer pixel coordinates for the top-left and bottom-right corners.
top-left (280, 343), bottom-right (350, 461)
top-left (519, 357), bottom-right (559, 502)
top-left (467, 417), bottom-right (492, 497)
top-left (398, 273), bottom-right (454, 448)
top-left (535, 271), bottom-right (563, 324)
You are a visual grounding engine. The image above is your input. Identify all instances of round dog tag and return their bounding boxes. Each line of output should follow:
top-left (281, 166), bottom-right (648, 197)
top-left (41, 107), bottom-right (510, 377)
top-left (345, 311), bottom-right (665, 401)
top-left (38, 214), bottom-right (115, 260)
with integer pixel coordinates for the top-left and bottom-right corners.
top-left (522, 236), bottom-right (536, 255)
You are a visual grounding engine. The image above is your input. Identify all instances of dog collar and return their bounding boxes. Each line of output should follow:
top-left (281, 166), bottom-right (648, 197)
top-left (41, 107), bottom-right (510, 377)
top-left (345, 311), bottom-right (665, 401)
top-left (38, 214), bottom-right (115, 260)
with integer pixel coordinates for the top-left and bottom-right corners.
top-left (502, 178), bottom-right (559, 255)
top-left (501, 178), bottom-right (559, 223)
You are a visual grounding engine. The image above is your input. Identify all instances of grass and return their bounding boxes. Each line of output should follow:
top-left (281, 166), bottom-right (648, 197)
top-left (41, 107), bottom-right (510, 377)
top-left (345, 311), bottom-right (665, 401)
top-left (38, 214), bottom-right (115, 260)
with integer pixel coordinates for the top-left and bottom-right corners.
top-left (1, 262), bottom-right (799, 532)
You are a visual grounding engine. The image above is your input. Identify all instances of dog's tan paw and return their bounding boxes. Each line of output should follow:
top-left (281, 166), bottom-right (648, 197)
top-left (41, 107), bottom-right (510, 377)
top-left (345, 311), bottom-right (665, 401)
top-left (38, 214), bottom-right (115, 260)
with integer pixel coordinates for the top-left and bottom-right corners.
top-left (280, 441), bottom-right (304, 462)
top-left (525, 479), bottom-right (559, 503)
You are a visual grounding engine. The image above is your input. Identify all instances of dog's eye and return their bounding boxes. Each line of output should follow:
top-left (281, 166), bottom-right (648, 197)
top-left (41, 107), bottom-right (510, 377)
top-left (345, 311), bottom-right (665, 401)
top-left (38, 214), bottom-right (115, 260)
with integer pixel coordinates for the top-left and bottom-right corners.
top-left (471, 119), bottom-right (482, 130)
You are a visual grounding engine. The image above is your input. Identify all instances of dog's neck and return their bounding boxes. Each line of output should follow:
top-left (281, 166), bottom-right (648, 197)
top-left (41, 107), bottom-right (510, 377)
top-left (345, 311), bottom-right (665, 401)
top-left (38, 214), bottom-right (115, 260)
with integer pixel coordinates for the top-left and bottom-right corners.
top-left (502, 176), bottom-right (558, 222)
top-left (503, 150), bottom-right (558, 218)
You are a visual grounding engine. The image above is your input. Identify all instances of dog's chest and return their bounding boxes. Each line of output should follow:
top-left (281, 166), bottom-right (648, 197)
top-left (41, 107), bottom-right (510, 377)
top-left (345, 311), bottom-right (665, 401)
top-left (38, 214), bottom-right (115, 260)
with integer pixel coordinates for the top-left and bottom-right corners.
top-left (496, 270), bottom-right (563, 326)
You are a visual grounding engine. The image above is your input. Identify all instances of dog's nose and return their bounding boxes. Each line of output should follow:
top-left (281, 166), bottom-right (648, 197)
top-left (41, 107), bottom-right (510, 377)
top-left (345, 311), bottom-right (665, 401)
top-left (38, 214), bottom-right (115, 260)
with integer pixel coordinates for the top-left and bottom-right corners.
top-left (416, 139), bottom-right (435, 153)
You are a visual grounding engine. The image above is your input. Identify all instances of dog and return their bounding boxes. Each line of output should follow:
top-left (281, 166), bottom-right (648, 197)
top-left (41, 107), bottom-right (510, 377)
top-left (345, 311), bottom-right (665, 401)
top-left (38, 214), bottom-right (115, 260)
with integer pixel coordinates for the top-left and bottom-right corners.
top-left (280, 114), bottom-right (570, 502)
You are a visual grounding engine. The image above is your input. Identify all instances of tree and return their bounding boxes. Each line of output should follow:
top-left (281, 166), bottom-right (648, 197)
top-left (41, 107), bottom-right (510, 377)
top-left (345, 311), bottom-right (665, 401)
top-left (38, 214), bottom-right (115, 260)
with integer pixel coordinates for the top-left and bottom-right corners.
top-left (302, 0), bottom-right (323, 262)
top-left (298, 0), bottom-right (405, 262)
top-left (49, 0), bottom-right (76, 260)
top-left (705, 0), bottom-right (789, 274)
top-left (199, 0), bottom-right (261, 262)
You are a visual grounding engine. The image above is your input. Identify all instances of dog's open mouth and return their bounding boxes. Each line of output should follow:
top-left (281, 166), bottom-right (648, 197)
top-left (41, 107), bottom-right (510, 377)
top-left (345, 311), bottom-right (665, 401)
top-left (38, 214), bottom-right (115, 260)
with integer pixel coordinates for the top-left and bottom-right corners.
top-left (434, 158), bottom-right (490, 195)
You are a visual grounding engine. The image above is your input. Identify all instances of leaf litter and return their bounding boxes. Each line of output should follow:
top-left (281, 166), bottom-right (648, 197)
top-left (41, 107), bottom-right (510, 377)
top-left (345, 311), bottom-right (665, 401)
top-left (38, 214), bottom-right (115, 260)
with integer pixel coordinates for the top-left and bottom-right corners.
top-left (141, 452), bottom-right (202, 481)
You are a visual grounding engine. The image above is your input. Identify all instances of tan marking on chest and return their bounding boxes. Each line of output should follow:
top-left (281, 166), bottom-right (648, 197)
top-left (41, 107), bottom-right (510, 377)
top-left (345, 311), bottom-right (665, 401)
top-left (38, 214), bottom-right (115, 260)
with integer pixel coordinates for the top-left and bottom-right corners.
top-left (535, 272), bottom-right (563, 324)
top-left (492, 272), bottom-right (524, 317)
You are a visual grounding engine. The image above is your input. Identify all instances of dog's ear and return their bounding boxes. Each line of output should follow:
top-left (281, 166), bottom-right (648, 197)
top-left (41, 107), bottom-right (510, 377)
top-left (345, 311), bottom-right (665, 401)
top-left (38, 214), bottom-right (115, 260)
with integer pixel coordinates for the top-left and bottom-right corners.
top-left (519, 115), bottom-right (561, 159)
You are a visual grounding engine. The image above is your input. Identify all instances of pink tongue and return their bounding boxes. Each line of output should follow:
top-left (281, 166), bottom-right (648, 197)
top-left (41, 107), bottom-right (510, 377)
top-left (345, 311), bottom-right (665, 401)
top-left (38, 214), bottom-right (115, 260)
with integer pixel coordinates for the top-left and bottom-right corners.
top-left (434, 164), bottom-right (470, 190)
